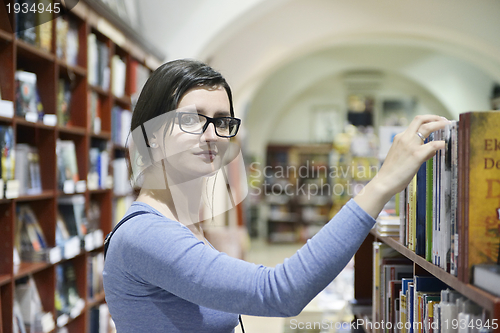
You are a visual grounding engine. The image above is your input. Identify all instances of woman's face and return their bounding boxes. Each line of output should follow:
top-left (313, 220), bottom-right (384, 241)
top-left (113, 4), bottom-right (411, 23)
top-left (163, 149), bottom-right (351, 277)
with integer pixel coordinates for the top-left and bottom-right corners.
top-left (160, 86), bottom-right (232, 182)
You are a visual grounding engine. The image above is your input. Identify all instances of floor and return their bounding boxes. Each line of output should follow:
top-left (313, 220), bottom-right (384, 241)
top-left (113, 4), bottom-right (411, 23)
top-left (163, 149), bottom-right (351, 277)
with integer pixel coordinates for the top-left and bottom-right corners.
top-left (234, 239), bottom-right (355, 333)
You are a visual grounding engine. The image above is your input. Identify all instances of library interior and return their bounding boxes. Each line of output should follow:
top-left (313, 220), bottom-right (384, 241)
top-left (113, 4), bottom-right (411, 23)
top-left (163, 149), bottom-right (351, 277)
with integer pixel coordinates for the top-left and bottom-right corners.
top-left (1, 0), bottom-right (500, 332)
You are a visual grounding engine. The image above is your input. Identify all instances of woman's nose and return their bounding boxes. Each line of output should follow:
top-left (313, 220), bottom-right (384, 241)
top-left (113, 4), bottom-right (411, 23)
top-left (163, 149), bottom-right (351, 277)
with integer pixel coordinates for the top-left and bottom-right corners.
top-left (201, 122), bottom-right (218, 141)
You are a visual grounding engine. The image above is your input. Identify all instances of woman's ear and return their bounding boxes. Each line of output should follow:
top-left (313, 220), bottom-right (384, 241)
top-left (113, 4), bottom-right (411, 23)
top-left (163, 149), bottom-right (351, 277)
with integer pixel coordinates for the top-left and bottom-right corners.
top-left (149, 135), bottom-right (159, 148)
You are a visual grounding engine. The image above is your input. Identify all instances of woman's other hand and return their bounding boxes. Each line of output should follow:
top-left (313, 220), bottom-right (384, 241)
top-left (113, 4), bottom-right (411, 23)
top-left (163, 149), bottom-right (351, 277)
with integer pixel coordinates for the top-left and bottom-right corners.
top-left (354, 115), bottom-right (449, 218)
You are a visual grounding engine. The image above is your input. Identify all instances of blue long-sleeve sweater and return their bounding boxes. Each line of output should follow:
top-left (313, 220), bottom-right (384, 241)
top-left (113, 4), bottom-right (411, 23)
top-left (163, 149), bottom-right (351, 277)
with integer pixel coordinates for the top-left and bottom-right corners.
top-left (103, 199), bottom-right (375, 332)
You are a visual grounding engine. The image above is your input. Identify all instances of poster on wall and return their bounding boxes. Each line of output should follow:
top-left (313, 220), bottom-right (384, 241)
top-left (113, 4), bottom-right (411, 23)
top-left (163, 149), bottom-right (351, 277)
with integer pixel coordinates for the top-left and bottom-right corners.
top-left (311, 105), bottom-right (342, 143)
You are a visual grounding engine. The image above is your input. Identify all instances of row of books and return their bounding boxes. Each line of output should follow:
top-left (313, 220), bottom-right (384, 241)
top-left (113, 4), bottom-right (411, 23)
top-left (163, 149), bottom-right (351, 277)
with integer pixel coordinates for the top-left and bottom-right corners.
top-left (14, 197), bottom-right (103, 265)
top-left (88, 252), bottom-right (104, 300)
top-left (111, 106), bottom-right (132, 147)
top-left (89, 304), bottom-right (115, 333)
top-left (88, 34), bottom-right (110, 90)
top-left (398, 111), bottom-right (500, 283)
top-left (13, 275), bottom-right (55, 333)
top-left (55, 262), bottom-right (85, 328)
top-left (88, 147), bottom-right (110, 190)
top-left (15, 0), bottom-right (52, 53)
top-left (15, 0), bottom-right (79, 65)
top-left (372, 242), bottom-right (486, 333)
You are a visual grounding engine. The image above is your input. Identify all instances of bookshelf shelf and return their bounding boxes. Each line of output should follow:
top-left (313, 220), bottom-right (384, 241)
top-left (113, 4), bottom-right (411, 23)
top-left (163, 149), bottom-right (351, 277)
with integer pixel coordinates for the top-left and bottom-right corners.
top-left (13, 262), bottom-right (51, 280)
top-left (370, 229), bottom-right (500, 319)
top-left (16, 39), bottom-right (55, 62)
top-left (0, 275), bottom-right (10, 286)
top-left (89, 84), bottom-right (109, 97)
top-left (58, 126), bottom-right (87, 136)
top-left (0, 1), bottom-right (162, 331)
top-left (15, 190), bottom-right (56, 202)
top-left (113, 95), bottom-right (131, 107)
top-left (0, 29), bottom-right (12, 42)
top-left (87, 292), bottom-right (106, 308)
top-left (15, 117), bottom-right (56, 130)
top-left (57, 61), bottom-right (87, 78)
top-left (90, 131), bottom-right (111, 140)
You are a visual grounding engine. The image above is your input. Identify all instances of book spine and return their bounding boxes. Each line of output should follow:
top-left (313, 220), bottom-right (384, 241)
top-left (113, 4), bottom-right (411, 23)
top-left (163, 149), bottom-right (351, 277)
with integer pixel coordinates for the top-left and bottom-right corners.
top-left (425, 133), bottom-right (434, 262)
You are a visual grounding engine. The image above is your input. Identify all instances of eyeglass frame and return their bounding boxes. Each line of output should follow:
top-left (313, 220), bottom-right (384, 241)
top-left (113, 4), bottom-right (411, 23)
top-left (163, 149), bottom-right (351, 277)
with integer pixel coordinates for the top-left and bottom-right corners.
top-left (176, 112), bottom-right (241, 138)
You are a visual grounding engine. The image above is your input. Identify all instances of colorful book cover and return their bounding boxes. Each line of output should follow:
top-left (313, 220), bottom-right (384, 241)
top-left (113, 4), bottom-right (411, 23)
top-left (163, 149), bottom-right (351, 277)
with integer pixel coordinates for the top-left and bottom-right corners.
top-left (463, 111), bottom-right (500, 282)
top-left (449, 121), bottom-right (459, 276)
top-left (407, 175), bottom-right (417, 251)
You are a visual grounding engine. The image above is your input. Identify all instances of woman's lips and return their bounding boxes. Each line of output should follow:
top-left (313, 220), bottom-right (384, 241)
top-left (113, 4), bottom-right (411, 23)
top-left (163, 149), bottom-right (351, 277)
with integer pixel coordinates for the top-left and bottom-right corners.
top-left (194, 150), bottom-right (218, 161)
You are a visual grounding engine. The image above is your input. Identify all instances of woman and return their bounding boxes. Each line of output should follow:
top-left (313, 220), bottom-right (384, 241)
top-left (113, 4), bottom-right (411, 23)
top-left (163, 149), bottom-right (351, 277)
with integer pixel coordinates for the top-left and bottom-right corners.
top-left (103, 59), bottom-right (447, 333)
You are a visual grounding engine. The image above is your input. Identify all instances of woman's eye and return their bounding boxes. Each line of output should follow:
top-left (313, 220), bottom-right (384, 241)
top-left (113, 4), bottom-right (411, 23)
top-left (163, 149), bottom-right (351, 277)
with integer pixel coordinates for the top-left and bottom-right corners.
top-left (215, 119), bottom-right (228, 129)
top-left (181, 114), bottom-right (198, 126)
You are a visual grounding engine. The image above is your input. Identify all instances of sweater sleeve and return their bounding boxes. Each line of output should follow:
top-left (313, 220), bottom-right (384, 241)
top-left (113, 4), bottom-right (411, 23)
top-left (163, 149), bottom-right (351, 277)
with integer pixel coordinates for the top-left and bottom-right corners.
top-left (115, 199), bottom-right (375, 317)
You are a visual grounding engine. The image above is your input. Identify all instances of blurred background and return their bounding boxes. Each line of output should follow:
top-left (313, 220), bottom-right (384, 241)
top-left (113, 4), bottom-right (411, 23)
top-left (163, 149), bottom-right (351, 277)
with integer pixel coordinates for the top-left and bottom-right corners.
top-left (124, 1), bottom-right (500, 331)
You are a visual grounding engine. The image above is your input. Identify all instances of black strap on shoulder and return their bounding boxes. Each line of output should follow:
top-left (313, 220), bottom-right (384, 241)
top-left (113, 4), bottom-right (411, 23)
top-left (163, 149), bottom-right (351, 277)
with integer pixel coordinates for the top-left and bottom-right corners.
top-left (104, 211), bottom-right (149, 259)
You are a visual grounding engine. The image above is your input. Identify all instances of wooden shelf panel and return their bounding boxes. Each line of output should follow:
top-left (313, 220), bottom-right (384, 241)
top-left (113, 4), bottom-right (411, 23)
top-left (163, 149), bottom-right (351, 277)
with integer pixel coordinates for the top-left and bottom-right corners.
top-left (15, 116), bottom-right (57, 129)
top-left (16, 39), bottom-right (55, 62)
top-left (372, 230), bottom-right (500, 313)
top-left (14, 262), bottom-right (51, 279)
top-left (87, 292), bottom-right (106, 308)
top-left (15, 190), bottom-right (55, 202)
top-left (57, 126), bottom-right (87, 136)
top-left (90, 131), bottom-right (111, 140)
top-left (0, 274), bottom-right (11, 286)
top-left (57, 60), bottom-right (87, 77)
top-left (0, 29), bottom-right (13, 42)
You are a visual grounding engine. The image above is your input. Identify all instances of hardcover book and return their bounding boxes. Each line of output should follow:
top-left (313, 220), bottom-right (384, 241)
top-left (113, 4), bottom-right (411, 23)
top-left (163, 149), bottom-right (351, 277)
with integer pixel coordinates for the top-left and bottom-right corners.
top-left (459, 111), bottom-right (500, 282)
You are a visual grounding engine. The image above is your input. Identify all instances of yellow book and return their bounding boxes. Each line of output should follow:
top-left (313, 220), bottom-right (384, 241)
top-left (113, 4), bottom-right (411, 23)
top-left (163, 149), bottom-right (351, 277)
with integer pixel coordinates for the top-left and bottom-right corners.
top-left (463, 111), bottom-right (500, 282)
top-left (407, 175), bottom-right (417, 251)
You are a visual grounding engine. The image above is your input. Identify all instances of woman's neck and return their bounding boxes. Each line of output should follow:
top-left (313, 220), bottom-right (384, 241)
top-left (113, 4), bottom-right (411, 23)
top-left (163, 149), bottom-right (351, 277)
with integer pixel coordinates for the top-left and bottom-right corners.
top-left (136, 174), bottom-right (204, 228)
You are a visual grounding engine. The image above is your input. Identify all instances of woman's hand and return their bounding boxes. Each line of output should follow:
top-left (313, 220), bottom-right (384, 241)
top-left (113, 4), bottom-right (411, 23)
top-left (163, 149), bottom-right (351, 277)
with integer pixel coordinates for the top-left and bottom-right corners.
top-left (354, 115), bottom-right (449, 219)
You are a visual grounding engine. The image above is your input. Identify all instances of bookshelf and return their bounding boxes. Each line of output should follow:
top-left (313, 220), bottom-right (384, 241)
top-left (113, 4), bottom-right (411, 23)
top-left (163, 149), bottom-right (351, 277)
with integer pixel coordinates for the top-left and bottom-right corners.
top-left (0, 1), bottom-right (162, 332)
top-left (353, 113), bottom-right (500, 333)
top-left (264, 144), bottom-right (334, 243)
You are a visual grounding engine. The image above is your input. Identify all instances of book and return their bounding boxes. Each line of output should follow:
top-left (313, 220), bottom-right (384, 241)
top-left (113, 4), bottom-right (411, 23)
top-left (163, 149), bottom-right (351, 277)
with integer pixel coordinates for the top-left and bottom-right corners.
top-left (15, 275), bottom-right (55, 333)
top-left (14, 144), bottom-right (42, 196)
top-left (66, 20), bottom-right (80, 66)
top-left (0, 125), bottom-right (15, 187)
top-left (56, 140), bottom-right (79, 192)
top-left (15, 71), bottom-right (39, 119)
top-left (58, 194), bottom-right (87, 238)
top-left (425, 139), bottom-right (434, 262)
top-left (458, 111), bottom-right (500, 282)
top-left (57, 79), bottom-right (72, 126)
top-left (16, 205), bottom-right (49, 262)
top-left (88, 91), bottom-right (101, 134)
top-left (415, 162), bottom-right (427, 256)
top-left (112, 55), bottom-right (127, 98)
top-left (56, 16), bottom-right (69, 61)
top-left (55, 262), bottom-right (84, 325)
top-left (36, 0), bottom-right (52, 52)
top-left (15, 0), bottom-right (37, 45)
top-left (472, 264), bottom-right (500, 297)
top-left (407, 175), bottom-right (417, 251)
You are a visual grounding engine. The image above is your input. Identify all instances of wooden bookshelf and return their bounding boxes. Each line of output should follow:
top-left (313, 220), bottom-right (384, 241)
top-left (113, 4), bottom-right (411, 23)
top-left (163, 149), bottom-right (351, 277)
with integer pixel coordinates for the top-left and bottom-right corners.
top-left (354, 230), bottom-right (500, 332)
top-left (0, 0), bottom-right (162, 332)
top-left (370, 230), bottom-right (500, 317)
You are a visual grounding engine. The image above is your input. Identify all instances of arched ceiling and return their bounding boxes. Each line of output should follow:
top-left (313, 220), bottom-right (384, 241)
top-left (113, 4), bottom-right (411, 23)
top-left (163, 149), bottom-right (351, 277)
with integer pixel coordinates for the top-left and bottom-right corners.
top-left (139, 0), bottom-right (500, 157)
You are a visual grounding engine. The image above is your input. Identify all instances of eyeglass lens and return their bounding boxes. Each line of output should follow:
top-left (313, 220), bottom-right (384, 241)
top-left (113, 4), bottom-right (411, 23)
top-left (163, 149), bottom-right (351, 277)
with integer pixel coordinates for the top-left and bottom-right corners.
top-left (179, 113), bottom-right (239, 137)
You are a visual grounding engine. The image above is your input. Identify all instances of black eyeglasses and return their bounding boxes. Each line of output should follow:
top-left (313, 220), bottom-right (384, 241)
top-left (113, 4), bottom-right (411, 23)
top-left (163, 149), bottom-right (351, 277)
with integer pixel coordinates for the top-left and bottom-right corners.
top-left (177, 112), bottom-right (241, 138)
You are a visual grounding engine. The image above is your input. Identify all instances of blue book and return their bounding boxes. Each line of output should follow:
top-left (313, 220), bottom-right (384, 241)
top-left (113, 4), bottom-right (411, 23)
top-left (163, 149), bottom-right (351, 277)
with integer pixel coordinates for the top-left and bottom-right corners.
top-left (415, 162), bottom-right (427, 256)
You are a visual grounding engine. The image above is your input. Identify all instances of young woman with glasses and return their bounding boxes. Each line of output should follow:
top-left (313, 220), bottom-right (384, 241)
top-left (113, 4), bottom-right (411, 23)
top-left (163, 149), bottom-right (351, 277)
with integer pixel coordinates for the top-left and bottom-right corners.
top-left (103, 59), bottom-right (448, 333)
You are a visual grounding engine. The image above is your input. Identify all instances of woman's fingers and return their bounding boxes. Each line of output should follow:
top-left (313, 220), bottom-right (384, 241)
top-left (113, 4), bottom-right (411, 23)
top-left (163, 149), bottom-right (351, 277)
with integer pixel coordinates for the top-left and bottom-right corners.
top-left (406, 115), bottom-right (448, 138)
